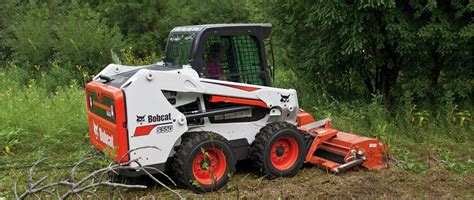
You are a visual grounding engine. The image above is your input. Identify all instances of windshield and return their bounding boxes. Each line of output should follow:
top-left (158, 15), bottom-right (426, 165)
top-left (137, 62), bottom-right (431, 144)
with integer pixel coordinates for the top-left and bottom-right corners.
top-left (164, 33), bottom-right (194, 66)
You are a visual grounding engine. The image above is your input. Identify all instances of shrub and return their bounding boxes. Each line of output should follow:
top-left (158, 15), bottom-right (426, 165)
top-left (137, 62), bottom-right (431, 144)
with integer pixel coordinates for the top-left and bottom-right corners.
top-left (8, 4), bottom-right (56, 67)
top-left (54, 6), bottom-right (124, 74)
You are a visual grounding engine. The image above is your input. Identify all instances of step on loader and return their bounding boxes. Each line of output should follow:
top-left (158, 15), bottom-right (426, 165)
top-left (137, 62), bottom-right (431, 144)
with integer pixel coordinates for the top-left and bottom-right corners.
top-left (85, 24), bottom-right (387, 193)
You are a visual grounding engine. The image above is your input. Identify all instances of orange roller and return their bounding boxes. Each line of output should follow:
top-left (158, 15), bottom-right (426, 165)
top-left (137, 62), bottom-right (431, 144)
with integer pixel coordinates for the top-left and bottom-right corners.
top-left (297, 112), bottom-right (387, 173)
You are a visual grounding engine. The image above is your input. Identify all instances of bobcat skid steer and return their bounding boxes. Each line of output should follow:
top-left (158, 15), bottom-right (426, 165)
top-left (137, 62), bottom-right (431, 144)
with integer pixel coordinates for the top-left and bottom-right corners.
top-left (86, 24), bottom-right (387, 193)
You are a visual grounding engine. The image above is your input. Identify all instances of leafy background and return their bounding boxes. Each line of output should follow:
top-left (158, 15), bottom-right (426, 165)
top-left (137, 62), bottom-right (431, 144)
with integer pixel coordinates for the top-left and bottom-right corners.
top-left (0, 0), bottom-right (472, 198)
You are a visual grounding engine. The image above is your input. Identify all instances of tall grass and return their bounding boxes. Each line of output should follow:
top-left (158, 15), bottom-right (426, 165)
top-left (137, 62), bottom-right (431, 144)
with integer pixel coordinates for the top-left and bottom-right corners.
top-left (0, 64), bottom-right (89, 165)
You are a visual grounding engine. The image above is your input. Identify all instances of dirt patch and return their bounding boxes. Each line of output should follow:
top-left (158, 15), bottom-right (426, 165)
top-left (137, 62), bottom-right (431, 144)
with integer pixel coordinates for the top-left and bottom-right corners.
top-left (125, 164), bottom-right (474, 199)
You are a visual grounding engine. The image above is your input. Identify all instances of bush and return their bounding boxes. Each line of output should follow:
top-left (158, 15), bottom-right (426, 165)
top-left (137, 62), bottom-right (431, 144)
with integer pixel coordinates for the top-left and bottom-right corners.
top-left (8, 3), bottom-right (124, 75)
top-left (54, 6), bottom-right (124, 74)
top-left (7, 4), bottom-right (56, 67)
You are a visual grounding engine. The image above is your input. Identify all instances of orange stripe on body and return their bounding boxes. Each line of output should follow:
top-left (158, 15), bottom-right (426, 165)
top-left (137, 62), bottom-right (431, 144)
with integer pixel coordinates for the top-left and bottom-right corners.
top-left (209, 96), bottom-right (268, 108)
top-left (92, 101), bottom-right (111, 111)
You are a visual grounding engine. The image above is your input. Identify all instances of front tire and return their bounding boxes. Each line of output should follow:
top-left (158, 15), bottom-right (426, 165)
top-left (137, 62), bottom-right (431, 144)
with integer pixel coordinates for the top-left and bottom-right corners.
top-left (250, 122), bottom-right (305, 178)
top-left (172, 132), bottom-right (235, 193)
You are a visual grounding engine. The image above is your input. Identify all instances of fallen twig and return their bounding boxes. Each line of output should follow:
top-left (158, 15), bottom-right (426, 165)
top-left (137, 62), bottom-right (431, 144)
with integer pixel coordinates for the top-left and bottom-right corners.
top-left (13, 147), bottom-right (182, 199)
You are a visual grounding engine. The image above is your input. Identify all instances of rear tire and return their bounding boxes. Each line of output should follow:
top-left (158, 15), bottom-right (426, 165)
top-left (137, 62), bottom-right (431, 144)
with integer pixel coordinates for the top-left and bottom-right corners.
top-left (172, 132), bottom-right (235, 193)
top-left (250, 122), bottom-right (305, 178)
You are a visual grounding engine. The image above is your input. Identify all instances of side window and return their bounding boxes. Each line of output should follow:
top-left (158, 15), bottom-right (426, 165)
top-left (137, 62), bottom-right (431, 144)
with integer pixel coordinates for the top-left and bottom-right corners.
top-left (202, 35), bottom-right (266, 85)
top-left (203, 36), bottom-right (233, 80)
top-left (233, 35), bottom-right (264, 85)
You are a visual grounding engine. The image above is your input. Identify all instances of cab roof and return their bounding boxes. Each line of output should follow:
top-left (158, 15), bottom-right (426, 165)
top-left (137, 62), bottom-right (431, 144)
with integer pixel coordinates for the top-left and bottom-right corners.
top-left (170, 23), bottom-right (272, 38)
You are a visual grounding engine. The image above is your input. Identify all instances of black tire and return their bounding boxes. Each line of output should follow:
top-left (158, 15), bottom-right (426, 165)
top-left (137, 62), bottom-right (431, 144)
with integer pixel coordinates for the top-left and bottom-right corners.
top-left (250, 122), bottom-right (305, 178)
top-left (172, 132), bottom-right (235, 193)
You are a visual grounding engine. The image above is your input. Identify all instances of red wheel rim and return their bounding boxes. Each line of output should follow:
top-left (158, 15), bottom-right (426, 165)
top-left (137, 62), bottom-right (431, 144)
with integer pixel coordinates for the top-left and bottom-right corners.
top-left (270, 136), bottom-right (299, 170)
top-left (192, 147), bottom-right (227, 185)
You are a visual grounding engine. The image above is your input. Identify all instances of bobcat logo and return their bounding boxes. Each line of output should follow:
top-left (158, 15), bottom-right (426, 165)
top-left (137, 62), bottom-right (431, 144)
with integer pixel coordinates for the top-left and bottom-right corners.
top-left (136, 115), bottom-right (146, 122)
top-left (93, 123), bottom-right (99, 139)
top-left (93, 122), bottom-right (114, 148)
top-left (280, 94), bottom-right (290, 103)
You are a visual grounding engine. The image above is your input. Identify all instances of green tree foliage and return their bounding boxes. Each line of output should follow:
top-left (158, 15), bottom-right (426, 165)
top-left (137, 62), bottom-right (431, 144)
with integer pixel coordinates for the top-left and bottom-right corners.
top-left (0, 0), bottom-right (22, 64)
top-left (95, 0), bottom-right (251, 56)
top-left (55, 6), bottom-right (123, 72)
top-left (95, 0), bottom-right (170, 56)
top-left (264, 0), bottom-right (473, 107)
top-left (8, 4), bottom-right (57, 67)
top-left (4, 0), bottom-right (252, 71)
top-left (7, 2), bottom-right (124, 73)
top-left (1, 0), bottom-right (472, 110)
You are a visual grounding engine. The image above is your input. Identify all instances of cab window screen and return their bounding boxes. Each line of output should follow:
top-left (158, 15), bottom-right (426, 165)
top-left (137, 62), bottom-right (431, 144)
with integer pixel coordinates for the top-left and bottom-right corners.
top-left (203, 36), bottom-right (232, 79)
top-left (203, 35), bottom-right (266, 85)
top-left (233, 35), bottom-right (264, 85)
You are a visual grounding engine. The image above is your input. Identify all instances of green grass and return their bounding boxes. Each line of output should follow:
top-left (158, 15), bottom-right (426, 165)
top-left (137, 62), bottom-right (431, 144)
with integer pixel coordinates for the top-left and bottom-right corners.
top-left (0, 66), bottom-right (89, 164)
top-left (0, 64), bottom-right (473, 198)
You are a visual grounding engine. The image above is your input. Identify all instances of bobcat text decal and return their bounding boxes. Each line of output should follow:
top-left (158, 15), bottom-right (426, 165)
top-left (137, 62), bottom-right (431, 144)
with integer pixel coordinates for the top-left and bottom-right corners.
top-left (93, 122), bottom-right (114, 148)
top-left (148, 113), bottom-right (172, 123)
top-left (136, 113), bottom-right (172, 123)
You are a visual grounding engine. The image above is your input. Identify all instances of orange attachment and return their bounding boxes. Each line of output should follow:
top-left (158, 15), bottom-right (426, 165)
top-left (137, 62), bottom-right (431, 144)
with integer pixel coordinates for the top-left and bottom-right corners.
top-left (300, 119), bottom-right (387, 172)
top-left (296, 110), bottom-right (316, 126)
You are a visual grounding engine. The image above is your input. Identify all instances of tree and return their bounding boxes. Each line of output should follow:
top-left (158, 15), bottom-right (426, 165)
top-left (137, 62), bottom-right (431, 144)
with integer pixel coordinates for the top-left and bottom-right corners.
top-left (54, 5), bottom-right (124, 72)
top-left (264, 0), bottom-right (472, 107)
top-left (8, 3), bottom-right (57, 67)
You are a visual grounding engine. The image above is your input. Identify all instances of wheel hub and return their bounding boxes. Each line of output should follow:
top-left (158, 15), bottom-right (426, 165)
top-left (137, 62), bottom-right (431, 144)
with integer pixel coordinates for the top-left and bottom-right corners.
top-left (276, 146), bottom-right (285, 157)
top-left (270, 136), bottom-right (299, 170)
top-left (192, 147), bottom-right (227, 185)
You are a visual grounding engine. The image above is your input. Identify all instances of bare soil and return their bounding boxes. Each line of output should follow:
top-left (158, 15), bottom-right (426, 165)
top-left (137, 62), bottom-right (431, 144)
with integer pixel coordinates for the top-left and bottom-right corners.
top-left (126, 161), bottom-right (474, 199)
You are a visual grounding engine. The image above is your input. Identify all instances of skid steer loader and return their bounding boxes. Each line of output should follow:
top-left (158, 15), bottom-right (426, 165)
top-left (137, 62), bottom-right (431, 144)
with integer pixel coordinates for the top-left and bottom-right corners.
top-left (86, 24), bottom-right (387, 193)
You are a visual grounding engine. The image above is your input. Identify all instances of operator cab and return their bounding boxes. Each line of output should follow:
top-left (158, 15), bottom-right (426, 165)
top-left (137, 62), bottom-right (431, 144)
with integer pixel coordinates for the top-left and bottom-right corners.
top-left (163, 24), bottom-right (273, 86)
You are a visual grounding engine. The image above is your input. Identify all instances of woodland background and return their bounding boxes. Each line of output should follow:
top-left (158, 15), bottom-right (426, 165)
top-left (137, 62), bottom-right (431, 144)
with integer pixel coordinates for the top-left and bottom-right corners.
top-left (0, 0), bottom-right (472, 198)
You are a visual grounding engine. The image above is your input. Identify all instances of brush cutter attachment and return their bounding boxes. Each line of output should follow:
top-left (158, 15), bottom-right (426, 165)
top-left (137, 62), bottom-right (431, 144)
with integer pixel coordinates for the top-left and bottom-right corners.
top-left (297, 111), bottom-right (387, 173)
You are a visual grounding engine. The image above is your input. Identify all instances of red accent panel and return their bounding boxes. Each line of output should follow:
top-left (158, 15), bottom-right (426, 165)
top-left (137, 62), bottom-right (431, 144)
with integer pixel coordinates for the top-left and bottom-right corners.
top-left (221, 83), bottom-right (259, 92)
top-left (86, 81), bottom-right (129, 162)
top-left (209, 96), bottom-right (268, 108)
top-left (133, 124), bottom-right (157, 137)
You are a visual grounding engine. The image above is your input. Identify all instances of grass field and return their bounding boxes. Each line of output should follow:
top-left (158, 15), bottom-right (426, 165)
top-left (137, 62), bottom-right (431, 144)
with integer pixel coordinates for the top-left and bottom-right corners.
top-left (0, 65), bottom-right (473, 199)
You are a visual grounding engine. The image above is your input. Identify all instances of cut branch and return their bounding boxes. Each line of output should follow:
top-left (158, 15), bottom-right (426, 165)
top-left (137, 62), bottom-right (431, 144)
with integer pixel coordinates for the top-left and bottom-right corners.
top-left (14, 147), bottom-right (182, 200)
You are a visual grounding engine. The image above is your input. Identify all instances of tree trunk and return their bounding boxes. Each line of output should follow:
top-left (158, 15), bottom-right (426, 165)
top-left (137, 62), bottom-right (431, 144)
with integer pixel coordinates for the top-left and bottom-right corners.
top-left (431, 48), bottom-right (443, 86)
top-left (380, 64), bottom-right (391, 107)
top-left (377, 46), bottom-right (400, 108)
